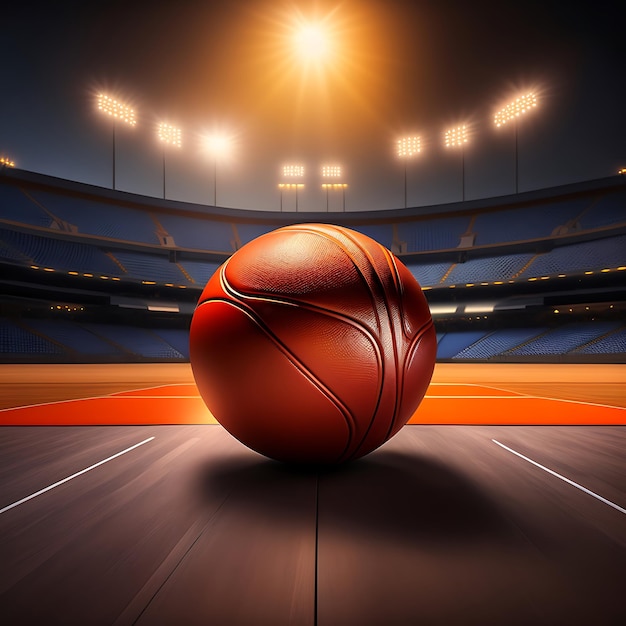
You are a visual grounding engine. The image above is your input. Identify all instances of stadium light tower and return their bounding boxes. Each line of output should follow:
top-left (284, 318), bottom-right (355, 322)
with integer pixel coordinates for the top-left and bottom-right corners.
top-left (96, 94), bottom-right (137, 190)
top-left (444, 125), bottom-right (469, 201)
top-left (278, 164), bottom-right (305, 212)
top-left (396, 135), bottom-right (421, 208)
top-left (321, 164), bottom-right (347, 211)
top-left (203, 133), bottom-right (234, 206)
top-left (494, 92), bottom-right (538, 193)
top-left (157, 122), bottom-right (182, 199)
top-left (0, 156), bottom-right (16, 168)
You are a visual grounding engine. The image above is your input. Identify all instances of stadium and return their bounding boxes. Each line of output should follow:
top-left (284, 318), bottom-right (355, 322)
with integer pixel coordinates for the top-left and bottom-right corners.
top-left (2, 162), bottom-right (625, 623)
top-left (1, 2), bottom-right (625, 624)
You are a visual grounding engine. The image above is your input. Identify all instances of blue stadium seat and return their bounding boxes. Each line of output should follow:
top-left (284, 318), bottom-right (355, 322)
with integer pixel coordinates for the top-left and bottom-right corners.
top-left (444, 253), bottom-right (534, 285)
top-left (81, 323), bottom-right (186, 359)
top-left (28, 190), bottom-right (161, 244)
top-left (24, 319), bottom-right (122, 356)
top-left (0, 318), bottom-right (64, 355)
top-left (578, 189), bottom-right (626, 230)
top-left (405, 261), bottom-right (451, 287)
top-left (111, 251), bottom-right (188, 284)
top-left (575, 326), bottom-right (626, 354)
top-left (454, 328), bottom-right (547, 359)
top-left (508, 322), bottom-right (619, 356)
top-left (472, 198), bottom-right (589, 245)
top-left (519, 235), bottom-right (626, 278)
top-left (152, 328), bottom-right (191, 359)
top-left (0, 183), bottom-right (54, 228)
top-left (178, 259), bottom-right (222, 286)
top-left (0, 228), bottom-right (121, 274)
top-left (396, 215), bottom-right (471, 252)
top-left (436, 330), bottom-right (488, 358)
top-left (156, 213), bottom-right (234, 251)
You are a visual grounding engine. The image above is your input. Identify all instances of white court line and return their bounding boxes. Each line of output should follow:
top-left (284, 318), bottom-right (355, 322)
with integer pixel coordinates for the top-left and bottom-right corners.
top-left (0, 384), bottom-right (190, 412)
top-left (106, 395), bottom-right (202, 399)
top-left (492, 439), bottom-right (626, 515)
top-left (0, 437), bottom-right (155, 515)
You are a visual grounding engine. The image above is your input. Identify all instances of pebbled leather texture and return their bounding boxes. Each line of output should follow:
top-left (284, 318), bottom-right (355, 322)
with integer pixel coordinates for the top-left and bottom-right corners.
top-left (190, 223), bottom-right (437, 464)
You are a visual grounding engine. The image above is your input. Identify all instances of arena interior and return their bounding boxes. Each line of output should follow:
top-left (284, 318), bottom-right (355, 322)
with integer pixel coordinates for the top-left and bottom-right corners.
top-left (1, 165), bottom-right (625, 624)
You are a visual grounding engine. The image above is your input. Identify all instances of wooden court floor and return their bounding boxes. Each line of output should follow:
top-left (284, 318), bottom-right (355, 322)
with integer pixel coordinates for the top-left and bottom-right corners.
top-left (1, 363), bottom-right (625, 424)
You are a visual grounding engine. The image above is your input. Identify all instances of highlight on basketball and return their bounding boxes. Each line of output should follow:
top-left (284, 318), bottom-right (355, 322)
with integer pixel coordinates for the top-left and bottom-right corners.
top-left (1, 2), bottom-right (625, 624)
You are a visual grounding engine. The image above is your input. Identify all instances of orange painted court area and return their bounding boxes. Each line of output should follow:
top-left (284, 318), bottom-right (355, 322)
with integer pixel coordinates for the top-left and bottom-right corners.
top-left (1, 383), bottom-right (625, 426)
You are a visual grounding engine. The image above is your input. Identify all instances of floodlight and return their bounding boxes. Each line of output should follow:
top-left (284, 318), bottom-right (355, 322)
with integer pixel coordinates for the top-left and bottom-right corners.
top-left (494, 92), bottom-right (537, 128)
top-left (97, 94), bottom-right (136, 126)
top-left (494, 92), bottom-right (539, 193)
top-left (158, 122), bottom-right (182, 148)
top-left (396, 135), bottom-right (421, 208)
top-left (444, 125), bottom-right (468, 148)
top-left (157, 123), bottom-right (182, 199)
top-left (397, 136), bottom-right (421, 158)
top-left (279, 164), bottom-right (306, 211)
top-left (203, 133), bottom-right (234, 206)
top-left (321, 164), bottom-right (347, 211)
top-left (444, 125), bottom-right (469, 200)
top-left (96, 93), bottom-right (137, 189)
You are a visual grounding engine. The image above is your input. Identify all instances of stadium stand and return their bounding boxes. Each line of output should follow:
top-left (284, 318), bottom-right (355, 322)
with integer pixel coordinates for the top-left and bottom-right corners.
top-left (518, 234), bottom-right (626, 279)
top-left (0, 228), bottom-right (121, 274)
top-left (1, 168), bottom-right (624, 363)
top-left (471, 198), bottom-right (589, 245)
top-left (111, 250), bottom-right (189, 284)
top-left (453, 328), bottom-right (548, 359)
top-left (0, 184), bottom-right (55, 228)
top-left (396, 214), bottom-right (471, 252)
top-left (508, 321), bottom-right (621, 356)
top-left (80, 322), bottom-right (186, 359)
top-left (435, 331), bottom-right (489, 359)
top-left (24, 318), bottom-right (123, 357)
top-left (178, 259), bottom-right (222, 286)
top-left (575, 326), bottom-right (626, 355)
top-left (578, 188), bottom-right (626, 230)
top-left (155, 213), bottom-right (234, 251)
top-left (27, 189), bottom-right (161, 244)
top-left (0, 318), bottom-right (64, 356)
top-left (443, 252), bottom-right (535, 285)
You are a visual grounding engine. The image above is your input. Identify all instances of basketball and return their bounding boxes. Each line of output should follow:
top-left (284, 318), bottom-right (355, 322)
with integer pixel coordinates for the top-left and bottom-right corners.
top-left (189, 223), bottom-right (437, 464)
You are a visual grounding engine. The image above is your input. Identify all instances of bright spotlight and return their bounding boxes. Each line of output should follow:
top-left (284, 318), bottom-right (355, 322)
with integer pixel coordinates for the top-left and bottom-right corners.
top-left (97, 94), bottom-right (136, 126)
top-left (293, 22), bottom-right (332, 64)
top-left (157, 122), bottom-right (182, 148)
top-left (494, 92), bottom-right (538, 128)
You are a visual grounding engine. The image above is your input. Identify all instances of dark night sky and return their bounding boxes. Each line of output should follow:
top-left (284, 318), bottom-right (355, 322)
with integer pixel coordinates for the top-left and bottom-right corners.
top-left (1, 0), bottom-right (624, 212)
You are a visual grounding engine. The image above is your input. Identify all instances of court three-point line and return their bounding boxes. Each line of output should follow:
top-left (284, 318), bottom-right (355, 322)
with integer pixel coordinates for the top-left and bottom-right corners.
top-left (0, 436), bottom-right (155, 515)
top-left (492, 439), bottom-right (626, 515)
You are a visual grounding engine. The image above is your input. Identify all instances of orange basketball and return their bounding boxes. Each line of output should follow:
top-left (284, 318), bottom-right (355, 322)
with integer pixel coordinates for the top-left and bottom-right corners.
top-left (189, 223), bottom-right (436, 464)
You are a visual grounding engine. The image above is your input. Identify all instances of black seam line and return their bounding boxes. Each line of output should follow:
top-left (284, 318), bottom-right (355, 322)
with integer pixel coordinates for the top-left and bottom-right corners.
top-left (218, 261), bottom-right (387, 454)
top-left (314, 473), bottom-right (319, 626)
top-left (131, 492), bottom-right (233, 626)
top-left (197, 297), bottom-right (356, 463)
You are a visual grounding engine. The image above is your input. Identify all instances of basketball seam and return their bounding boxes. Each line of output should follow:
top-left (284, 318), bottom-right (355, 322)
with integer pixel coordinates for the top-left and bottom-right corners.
top-left (322, 225), bottom-right (404, 459)
top-left (280, 225), bottom-right (391, 460)
top-left (196, 295), bottom-right (357, 462)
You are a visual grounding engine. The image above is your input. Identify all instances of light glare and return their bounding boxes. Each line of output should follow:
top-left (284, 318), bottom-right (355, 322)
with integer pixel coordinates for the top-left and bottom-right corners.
top-left (282, 164), bottom-right (305, 177)
top-left (158, 122), bottom-right (182, 147)
top-left (321, 165), bottom-right (342, 178)
top-left (97, 94), bottom-right (136, 126)
top-left (444, 125), bottom-right (468, 148)
top-left (397, 136), bottom-right (421, 158)
top-left (495, 92), bottom-right (538, 127)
